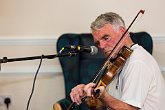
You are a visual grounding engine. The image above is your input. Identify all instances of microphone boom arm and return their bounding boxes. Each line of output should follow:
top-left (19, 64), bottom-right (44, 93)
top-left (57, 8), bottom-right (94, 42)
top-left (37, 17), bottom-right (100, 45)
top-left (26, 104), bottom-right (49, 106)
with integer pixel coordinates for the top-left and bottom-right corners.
top-left (0, 52), bottom-right (78, 63)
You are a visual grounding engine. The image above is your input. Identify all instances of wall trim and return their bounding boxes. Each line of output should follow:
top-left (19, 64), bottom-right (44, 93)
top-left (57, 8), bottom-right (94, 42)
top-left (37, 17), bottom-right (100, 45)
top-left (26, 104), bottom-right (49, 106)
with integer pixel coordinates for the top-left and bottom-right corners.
top-left (0, 36), bottom-right (58, 45)
top-left (0, 36), bottom-right (164, 45)
top-left (0, 64), bottom-right (62, 74)
top-left (152, 36), bottom-right (165, 44)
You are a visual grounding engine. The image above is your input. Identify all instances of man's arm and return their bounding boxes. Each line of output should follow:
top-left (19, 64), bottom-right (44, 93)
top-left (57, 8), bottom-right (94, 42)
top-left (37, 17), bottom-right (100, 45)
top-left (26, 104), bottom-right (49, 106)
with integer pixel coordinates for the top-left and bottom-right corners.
top-left (99, 88), bottom-right (140, 110)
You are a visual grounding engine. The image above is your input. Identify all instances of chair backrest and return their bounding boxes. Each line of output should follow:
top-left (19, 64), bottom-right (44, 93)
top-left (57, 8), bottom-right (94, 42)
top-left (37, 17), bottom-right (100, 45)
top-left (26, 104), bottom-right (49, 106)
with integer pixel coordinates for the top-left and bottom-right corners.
top-left (56, 32), bottom-right (153, 110)
top-left (130, 32), bottom-right (153, 54)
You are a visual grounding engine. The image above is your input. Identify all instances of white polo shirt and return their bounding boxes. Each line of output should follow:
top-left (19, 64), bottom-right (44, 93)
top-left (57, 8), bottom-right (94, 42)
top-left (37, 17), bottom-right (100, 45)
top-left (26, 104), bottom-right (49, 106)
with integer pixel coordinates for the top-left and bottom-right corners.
top-left (106, 44), bottom-right (165, 110)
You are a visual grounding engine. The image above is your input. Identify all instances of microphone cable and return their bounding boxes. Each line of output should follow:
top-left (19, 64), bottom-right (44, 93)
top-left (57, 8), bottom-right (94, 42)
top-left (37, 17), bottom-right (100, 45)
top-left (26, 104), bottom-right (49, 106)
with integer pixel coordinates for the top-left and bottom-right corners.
top-left (26, 55), bottom-right (43, 110)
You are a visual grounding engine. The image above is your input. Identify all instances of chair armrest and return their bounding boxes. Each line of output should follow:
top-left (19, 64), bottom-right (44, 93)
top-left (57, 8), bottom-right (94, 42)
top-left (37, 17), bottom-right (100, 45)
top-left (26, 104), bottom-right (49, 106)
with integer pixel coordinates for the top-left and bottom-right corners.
top-left (53, 98), bottom-right (72, 110)
top-left (53, 102), bottom-right (62, 110)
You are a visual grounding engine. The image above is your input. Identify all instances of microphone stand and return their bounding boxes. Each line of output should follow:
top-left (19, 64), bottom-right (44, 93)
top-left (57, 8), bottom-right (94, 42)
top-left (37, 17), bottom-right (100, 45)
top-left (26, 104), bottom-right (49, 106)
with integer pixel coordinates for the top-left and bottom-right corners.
top-left (0, 52), bottom-right (78, 64)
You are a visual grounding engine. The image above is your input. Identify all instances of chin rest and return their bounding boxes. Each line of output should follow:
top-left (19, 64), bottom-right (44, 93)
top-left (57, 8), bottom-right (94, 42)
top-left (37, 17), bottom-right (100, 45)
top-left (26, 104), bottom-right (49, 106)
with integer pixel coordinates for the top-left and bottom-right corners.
top-left (53, 32), bottom-right (153, 110)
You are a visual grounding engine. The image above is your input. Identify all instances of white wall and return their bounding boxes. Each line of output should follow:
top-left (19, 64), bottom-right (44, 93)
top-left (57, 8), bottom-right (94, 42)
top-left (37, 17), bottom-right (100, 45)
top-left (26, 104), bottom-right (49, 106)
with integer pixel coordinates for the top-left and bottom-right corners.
top-left (0, 0), bottom-right (165, 110)
top-left (0, 0), bottom-right (165, 37)
top-left (0, 73), bottom-right (65, 110)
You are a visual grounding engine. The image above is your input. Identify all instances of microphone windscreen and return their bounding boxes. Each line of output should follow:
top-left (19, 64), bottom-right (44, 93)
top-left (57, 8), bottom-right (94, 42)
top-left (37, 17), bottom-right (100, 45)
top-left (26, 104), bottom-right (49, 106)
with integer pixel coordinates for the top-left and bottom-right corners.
top-left (90, 46), bottom-right (98, 55)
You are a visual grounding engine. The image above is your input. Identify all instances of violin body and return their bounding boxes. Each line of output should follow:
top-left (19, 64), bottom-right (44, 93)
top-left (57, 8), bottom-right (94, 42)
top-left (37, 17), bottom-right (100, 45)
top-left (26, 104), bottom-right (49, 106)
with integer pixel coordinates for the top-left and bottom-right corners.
top-left (85, 96), bottom-right (104, 110)
top-left (98, 46), bottom-right (133, 87)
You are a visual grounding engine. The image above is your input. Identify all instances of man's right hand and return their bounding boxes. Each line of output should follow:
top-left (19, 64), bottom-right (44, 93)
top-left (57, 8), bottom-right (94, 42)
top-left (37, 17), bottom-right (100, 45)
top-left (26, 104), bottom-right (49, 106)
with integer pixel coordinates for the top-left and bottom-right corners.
top-left (70, 84), bottom-right (85, 105)
top-left (70, 83), bottom-right (96, 105)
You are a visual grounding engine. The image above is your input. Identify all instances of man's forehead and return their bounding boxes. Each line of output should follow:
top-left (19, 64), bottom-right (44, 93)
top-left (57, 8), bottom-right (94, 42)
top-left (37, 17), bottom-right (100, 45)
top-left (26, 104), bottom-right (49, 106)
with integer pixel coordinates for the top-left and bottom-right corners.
top-left (92, 24), bottom-right (113, 37)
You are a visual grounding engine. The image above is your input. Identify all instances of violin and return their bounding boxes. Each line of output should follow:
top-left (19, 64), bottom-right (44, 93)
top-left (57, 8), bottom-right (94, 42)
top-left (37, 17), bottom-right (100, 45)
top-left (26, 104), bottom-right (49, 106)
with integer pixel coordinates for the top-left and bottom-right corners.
top-left (67, 10), bottom-right (145, 110)
top-left (85, 46), bottom-right (133, 109)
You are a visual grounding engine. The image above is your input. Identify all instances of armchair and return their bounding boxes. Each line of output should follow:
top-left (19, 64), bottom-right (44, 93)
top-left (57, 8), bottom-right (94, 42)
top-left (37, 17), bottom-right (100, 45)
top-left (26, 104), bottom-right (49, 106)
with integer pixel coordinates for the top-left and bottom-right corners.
top-left (53, 32), bottom-right (153, 110)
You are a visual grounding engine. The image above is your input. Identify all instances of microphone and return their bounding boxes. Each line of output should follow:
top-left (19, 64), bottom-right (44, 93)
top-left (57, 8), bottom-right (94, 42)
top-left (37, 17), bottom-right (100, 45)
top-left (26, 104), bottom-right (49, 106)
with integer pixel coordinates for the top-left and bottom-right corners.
top-left (64, 45), bottom-right (98, 55)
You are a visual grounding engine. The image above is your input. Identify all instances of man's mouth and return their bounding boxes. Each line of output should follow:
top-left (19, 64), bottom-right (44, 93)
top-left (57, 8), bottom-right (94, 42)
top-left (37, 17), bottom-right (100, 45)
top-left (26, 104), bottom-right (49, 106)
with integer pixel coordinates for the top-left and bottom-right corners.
top-left (104, 50), bottom-right (112, 56)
